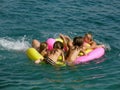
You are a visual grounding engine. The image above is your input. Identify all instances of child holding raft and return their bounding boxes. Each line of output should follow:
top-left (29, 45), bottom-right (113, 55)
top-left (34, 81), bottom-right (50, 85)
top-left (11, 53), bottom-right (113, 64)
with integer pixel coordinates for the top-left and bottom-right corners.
top-left (60, 34), bottom-right (85, 65)
top-left (35, 42), bottom-right (48, 64)
top-left (44, 41), bottom-right (65, 66)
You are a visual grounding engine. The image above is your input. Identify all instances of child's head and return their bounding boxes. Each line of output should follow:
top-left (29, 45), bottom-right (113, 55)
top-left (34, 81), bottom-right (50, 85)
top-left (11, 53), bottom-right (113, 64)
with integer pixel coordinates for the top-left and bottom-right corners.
top-left (39, 42), bottom-right (48, 56)
top-left (39, 42), bottom-right (47, 57)
top-left (53, 41), bottom-right (64, 50)
top-left (84, 33), bottom-right (93, 43)
top-left (73, 36), bottom-right (83, 47)
top-left (32, 39), bottom-right (40, 51)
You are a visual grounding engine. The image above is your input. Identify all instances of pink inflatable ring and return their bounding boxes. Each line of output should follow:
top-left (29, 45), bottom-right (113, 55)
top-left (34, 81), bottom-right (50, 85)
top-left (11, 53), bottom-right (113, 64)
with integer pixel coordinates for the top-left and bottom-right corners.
top-left (74, 47), bottom-right (105, 65)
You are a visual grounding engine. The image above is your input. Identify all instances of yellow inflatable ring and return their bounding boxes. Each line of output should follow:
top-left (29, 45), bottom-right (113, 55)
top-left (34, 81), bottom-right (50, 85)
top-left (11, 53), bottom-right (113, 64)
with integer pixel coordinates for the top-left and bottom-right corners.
top-left (55, 38), bottom-right (63, 43)
top-left (79, 49), bottom-right (93, 56)
top-left (26, 48), bottom-right (44, 61)
top-left (56, 61), bottom-right (66, 66)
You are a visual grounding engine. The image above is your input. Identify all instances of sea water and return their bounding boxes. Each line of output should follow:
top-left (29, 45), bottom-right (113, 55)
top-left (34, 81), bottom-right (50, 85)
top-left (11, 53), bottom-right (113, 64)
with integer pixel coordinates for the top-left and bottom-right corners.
top-left (0, 0), bottom-right (120, 90)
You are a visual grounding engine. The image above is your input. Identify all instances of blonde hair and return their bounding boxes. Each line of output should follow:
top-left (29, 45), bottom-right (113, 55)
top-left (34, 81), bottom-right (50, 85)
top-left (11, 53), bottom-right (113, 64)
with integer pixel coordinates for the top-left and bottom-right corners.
top-left (84, 33), bottom-right (93, 41)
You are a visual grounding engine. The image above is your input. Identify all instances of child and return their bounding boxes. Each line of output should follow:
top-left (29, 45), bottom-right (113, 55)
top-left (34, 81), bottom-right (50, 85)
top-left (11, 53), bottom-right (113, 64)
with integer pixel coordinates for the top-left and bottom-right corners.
top-left (83, 33), bottom-right (105, 49)
top-left (59, 34), bottom-right (73, 52)
top-left (60, 33), bottom-right (86, 55)
top-left (65, 36), bottom-right (84, 65)
top-left (44, 41), bottom-right (65, 66)
top-left (39, 42), bottom-right (48, 57)
top-left (35, 42), bottom-right (48, 64)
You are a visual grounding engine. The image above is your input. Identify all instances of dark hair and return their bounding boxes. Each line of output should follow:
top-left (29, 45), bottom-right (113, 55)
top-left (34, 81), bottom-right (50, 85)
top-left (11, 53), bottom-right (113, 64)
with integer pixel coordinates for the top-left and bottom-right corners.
top-left (53, 41), bottom-right (64, 49)
top-left (73, 36), bottom-right (83, 46)
top-left (39, 42), bottom-right (47, 53)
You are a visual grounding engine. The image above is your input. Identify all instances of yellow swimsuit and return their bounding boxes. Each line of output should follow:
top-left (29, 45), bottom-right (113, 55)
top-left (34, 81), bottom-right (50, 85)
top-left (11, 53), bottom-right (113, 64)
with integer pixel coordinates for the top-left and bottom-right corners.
top-left (79, 42), bottom-right (93, 56)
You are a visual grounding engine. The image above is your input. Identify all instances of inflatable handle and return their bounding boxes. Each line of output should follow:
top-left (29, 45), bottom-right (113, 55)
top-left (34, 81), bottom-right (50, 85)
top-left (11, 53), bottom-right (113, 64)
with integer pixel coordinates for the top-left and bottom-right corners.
top-left (26, 48), bottom-right (44, 61)
top-left (46, 38), bottom-right (56, 51)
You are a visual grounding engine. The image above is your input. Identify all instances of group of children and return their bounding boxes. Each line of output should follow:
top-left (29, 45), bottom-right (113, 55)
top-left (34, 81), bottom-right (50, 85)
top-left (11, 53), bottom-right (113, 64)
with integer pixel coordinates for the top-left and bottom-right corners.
top-left (32, 33), bottom-right (105, 66)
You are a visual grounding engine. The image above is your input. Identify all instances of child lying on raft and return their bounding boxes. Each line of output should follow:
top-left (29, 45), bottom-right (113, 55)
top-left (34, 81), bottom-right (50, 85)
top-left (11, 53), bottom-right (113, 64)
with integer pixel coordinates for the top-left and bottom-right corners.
top-left (35, 42), bottom-right (48, 64)
top-left (83, 33), bottom-right (105, 50)
top-left (60, 34), bottom-right (85, 65)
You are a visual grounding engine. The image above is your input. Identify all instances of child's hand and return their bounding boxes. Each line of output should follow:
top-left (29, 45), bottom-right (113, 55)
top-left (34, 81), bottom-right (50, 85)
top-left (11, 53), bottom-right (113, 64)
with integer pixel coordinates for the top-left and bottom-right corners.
top-left (102, 45), bottom-right (105, 48)
top-left (59, 34), bottom-right (64, 39)
top-left (35, 60), bottom-right (41, 64)
top-left (100, 45), bottom-right (105, 48)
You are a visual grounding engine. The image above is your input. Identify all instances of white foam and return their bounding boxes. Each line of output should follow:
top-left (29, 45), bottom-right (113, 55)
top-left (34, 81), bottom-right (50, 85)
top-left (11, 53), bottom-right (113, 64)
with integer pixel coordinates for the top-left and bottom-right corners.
top-left (0, 36), bottom-right (31, 52)
top-left (95, 39), bottom-right (111, 51)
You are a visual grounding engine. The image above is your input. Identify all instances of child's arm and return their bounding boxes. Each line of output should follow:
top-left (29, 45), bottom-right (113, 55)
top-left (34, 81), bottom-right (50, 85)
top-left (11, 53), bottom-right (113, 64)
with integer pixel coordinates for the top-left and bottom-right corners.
top-left (59, 34), bottom-right (69, 51)
top-left (64, 35), bottom-right (73, 47)
top-left (90, 41), bottom-right (97, 49)
top-left (61, 51), bottom-right (65, 62)
top-left (91, 41), bottom-right (105, 49)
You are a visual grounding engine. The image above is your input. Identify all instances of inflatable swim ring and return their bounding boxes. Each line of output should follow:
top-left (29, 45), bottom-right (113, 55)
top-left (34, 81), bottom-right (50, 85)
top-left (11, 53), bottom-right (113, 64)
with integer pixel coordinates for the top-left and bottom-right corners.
top-left (74, 47), bottom-right (105, 65)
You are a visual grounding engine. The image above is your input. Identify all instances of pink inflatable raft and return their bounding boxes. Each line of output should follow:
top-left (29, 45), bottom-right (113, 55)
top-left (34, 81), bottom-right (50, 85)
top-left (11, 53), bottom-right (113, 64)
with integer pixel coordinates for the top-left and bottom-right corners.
top-left (74, 47), bottom-right (105, 65)
top-left (46, 38), bottom-right (105, 65)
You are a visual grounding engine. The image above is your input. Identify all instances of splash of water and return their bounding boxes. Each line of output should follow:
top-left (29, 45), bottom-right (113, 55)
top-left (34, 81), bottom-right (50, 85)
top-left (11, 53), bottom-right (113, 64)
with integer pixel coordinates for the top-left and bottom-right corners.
top-left (95, 39), bottom-right (111, 51)
top-left (0, 36), bottom-right (31, 52)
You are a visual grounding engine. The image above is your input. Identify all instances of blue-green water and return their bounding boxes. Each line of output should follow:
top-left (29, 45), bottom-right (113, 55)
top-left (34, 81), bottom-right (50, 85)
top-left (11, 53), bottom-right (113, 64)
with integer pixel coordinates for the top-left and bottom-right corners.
top-left (0, 0), bottom-right (120, 90)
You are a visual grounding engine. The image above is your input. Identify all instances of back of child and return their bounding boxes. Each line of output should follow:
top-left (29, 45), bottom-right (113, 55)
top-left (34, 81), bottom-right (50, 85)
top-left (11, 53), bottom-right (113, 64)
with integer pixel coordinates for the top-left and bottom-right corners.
top-left (66, 36), bottom-right (84, 65)
top-left (35, 42), bottom-right (48, 64)
top-left (45, 41), bottom-right (65, 66)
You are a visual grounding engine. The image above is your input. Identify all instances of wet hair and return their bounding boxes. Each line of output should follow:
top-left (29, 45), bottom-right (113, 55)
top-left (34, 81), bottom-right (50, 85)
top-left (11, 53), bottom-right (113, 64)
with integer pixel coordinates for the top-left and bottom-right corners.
top-left (84, 33), bottom-right (93, 41)
top-left (39, 42), bottom-right (47, 53)
top-left (73, 36), bottom-right (83, 46)
top-left (53, 41), bottom-right (64, 49)
top-left (85, 33), bottom-right (92, 37)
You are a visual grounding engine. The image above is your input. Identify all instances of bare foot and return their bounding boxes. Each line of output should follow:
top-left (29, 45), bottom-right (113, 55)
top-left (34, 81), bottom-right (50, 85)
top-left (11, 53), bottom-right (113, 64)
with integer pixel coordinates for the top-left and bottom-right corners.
top-left (35, 60), bottom-right (41, 64)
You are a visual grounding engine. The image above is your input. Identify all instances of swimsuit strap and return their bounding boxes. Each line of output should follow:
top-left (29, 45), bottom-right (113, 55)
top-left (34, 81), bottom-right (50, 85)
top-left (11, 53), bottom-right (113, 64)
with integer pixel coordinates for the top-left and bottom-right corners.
top-left (45, 57), bottom-right (56, 65)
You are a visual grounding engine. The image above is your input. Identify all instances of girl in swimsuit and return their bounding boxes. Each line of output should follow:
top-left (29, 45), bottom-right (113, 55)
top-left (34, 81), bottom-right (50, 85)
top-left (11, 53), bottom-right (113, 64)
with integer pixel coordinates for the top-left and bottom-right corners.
top-left (83, 33), bottom-right (105, 50)
top-left (45, 41), bottom-right (65, 66)
top-left (35, 42), bottom-right (48, 64)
